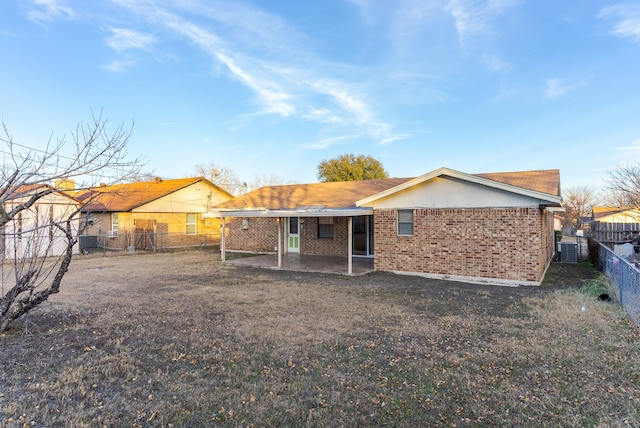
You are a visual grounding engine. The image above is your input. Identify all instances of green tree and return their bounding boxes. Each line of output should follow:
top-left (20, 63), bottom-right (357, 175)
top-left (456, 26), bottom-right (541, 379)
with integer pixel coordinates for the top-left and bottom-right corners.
top-left (317, 153), bottom-right (389, 182)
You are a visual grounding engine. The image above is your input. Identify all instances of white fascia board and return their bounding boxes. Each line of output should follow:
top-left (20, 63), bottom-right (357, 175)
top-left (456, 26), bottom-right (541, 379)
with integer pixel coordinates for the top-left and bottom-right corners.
top-left (205, 207), bottom-right (373, 218)
top-left (356, 167), bottom-right (562, 207)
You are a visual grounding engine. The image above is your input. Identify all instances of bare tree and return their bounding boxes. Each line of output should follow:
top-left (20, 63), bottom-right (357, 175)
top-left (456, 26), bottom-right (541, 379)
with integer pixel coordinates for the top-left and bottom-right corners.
top-left (127, 171), bottom-right (159, 182)
top-left (192, 162), bottom-right (245, 196)
top-left (248, 174), bottom-right (296, 192)
top-left (604, 163), bottom-right (640, 209)
top-left (562, 185), bottom-right (597, 230)
top-left (0, 112), bottom-right (142, 332)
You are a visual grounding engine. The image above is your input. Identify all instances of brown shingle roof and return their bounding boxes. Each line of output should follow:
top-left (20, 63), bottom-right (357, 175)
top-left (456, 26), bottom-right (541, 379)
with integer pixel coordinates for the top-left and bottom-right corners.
top-left (474, 169), bottom-right (561, 196)
top-left (213, 178), bottom-right (412, 210)
top-left (77, 177), bottom-right (228, 212)
top-left (213, 169), bottom-right (561, 211)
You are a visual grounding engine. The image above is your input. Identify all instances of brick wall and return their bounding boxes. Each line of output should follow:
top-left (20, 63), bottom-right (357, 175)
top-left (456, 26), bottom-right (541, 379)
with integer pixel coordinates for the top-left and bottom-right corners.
top-left (224, 217), bottom-right (279, 252)
top-left (83, 212), bottom-right (222, 239)
top-left (300, 217), bottom-right (350, 256)
top-left (374, 207), bottom-right (551, 283)
top-left (224, 216), bottom-right (352, 256)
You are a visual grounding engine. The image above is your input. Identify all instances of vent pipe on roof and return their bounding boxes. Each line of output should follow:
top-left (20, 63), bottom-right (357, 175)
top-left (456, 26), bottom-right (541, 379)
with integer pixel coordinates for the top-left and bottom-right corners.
top-left (155, 177), bottom-right (163, 183)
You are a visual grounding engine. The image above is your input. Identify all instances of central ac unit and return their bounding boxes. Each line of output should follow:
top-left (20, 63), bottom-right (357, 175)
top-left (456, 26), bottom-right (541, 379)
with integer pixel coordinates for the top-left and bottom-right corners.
top-left (560, 242), bottom-right (578, 263)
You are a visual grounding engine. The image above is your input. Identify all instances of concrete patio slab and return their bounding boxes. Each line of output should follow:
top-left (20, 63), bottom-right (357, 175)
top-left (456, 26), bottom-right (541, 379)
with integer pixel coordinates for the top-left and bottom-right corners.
top-left (224, 253), bottom-right (374, 275)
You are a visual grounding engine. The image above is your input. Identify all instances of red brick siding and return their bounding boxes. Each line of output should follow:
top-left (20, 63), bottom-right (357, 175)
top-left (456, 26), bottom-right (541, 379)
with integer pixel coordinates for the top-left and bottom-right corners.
top-left (374, 207), bottom-right (550, 283)
top-left (225, 216), bottom-right (352, 256)
top-left (83, 212), bottom-right (223, 239)
top-left (225, 217), bottom-right (278, 252)
top-left (301, 217), bottom-right (350, 256)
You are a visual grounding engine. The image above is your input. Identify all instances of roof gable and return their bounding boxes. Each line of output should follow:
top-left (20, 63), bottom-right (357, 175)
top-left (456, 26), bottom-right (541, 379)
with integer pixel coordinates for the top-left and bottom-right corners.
top-left (356, 167), bottom-right (562, 207)
top-left (78, 177), bottom-right (232, 212)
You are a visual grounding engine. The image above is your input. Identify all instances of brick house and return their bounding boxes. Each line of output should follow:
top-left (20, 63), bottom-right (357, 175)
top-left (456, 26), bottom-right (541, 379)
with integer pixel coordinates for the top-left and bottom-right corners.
top-left (591, 206), bottom-right (640, 223)
top-left (209, 167), bottom-right (562, 286)
top-left (76, 177), bottom-right (233, 251)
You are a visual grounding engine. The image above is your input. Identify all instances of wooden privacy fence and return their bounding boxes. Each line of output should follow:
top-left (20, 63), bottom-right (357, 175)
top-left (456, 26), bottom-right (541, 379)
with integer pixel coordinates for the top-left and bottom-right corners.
top-left (589, 221), bottom-right (640, 247)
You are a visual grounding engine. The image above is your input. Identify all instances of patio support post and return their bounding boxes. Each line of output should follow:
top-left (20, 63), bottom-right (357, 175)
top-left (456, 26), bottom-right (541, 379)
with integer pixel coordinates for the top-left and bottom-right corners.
top-left (220, 216), bottom-right (226, 262)
top-left (277, 217), bottom-right (282, 268)
top-left (348, 216), bottom-right (353, 275)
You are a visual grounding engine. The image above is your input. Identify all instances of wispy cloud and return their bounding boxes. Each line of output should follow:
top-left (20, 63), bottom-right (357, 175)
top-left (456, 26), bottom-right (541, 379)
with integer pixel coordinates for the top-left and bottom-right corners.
top-left (101, 58), bottom-right (137, 73)
top-left (445, 0), bottom-right (520, 48)
top-left (217, 53), bottom-right (296, 117)
top-left (379, 133), bottom-right (411, 145)
top-left (153, 9), bottom-right (296, 117)
top-left (545, 78), bottom-right (587, 99)
top-left (481, 52), bottom-right (511, 73)
top-left (102, 28), bottom-right (158, 72)
top-left (389, 0), bottom-right (518, 75)
top-left (26, 0), bottom-right (76, 22)
top-left (598, 4), bottom-right (640, 42)
top-left (300, 135), bottom-right (355, 149)
top-left (107, 0), bottom-right (406, 145)
top-left (106, 28), bottom-right (157, 53)
top-left (616, 139), bottom-right (640, 156)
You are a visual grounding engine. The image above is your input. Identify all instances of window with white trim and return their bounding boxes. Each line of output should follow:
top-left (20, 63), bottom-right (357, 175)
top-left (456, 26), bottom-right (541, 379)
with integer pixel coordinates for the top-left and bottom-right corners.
top-left (111, 213), bottom-right (119, 232)
top-left (318, 217), bottom-right (334, 238)
top-left (186, 213), bottom-right (197, 235)
top-left (398, 210), bottom-right (413, 235)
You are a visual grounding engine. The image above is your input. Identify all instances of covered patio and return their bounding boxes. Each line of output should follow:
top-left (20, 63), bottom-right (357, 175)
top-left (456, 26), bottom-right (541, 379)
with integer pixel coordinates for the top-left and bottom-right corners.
top-left (224, 253), bottom-right (375, 275)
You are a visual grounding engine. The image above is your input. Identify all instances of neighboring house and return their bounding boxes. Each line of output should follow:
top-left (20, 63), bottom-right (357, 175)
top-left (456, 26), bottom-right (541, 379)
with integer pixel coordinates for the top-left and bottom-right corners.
top-left (76, 177), bottom-right (233, 250)
top-left (592, 206), bottom-right (640, 223)
top-left (1, 184), bottom-right (81, 260)
top-left (209, 167), bottom-right (562, 286)
top-left (590, 206), bottom-right (640, 247)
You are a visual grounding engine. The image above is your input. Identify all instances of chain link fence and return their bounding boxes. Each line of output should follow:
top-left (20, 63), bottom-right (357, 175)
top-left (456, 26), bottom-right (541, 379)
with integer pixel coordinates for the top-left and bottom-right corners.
top-left (79, 232), bottom-right (219, 254)
top-left (595, 241), bottom-right (640, 326)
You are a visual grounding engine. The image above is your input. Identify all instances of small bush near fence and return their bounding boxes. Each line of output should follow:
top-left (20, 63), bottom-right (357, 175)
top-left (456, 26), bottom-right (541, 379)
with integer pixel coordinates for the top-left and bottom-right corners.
top-left (79, 232), bottom-right (219, 254)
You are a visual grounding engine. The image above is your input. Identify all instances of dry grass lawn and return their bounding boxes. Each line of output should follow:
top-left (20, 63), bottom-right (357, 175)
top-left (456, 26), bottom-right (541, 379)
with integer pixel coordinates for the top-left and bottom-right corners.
top-left (1, 249), bottom-right (639, 427)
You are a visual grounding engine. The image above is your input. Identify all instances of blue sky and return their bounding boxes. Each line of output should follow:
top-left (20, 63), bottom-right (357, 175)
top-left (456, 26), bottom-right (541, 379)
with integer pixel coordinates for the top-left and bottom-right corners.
top-left (1, 0), bottom-right (639, 191)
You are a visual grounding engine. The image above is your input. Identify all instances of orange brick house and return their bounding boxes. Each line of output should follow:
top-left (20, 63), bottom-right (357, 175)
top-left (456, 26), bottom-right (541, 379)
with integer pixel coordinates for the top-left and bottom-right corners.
top-left (76, 177), bottom-right (233, 251)
top-left (209, 167), bottom-right (562, 286)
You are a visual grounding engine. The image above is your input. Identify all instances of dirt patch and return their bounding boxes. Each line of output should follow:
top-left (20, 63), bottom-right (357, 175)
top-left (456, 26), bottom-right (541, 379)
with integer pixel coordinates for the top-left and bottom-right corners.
top-left (1, 250), bottom-right (638, 427)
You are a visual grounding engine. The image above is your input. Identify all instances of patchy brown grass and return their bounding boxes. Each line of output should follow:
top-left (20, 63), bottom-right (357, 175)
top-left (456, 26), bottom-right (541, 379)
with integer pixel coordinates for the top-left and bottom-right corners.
top-left (1, 250), bottom-right (639, 427)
